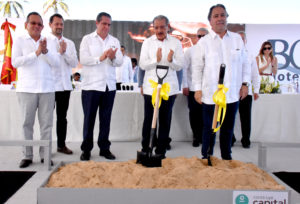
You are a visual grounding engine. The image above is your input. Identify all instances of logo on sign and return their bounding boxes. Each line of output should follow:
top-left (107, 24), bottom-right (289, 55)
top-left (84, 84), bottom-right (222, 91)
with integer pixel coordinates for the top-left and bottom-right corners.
top-left (270, 39), bottom-right (300, 83)
top-left (269, 39), bottom-right (300, 72)
top-left (235, 194), bottom-right (249, 204)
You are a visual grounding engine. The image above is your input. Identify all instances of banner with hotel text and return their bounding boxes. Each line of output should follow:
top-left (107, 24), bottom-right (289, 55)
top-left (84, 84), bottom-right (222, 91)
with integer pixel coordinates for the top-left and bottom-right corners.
top-left (246, 24), bottom-right (300, 93)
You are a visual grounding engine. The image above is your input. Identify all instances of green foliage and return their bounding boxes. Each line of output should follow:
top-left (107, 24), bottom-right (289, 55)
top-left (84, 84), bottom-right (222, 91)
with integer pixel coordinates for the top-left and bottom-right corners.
top-left (259, 76), bottom-right (281, 94)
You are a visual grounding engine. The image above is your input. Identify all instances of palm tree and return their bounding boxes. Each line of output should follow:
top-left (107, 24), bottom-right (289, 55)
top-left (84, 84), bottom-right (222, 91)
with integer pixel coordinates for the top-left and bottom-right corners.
top-left (43, 0), bottom-right (69, 15)
top-left (0, 1), bottom-right (26, 18)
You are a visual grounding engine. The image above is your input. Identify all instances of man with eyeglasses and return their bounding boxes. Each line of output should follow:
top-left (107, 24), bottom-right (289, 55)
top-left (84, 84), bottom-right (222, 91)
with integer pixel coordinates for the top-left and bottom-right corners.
top-left (139, 15), bottom-right (184, 159)
top-left (192, 4), bottom-right (251, 160)
top-left (48, 13), bottom-right (78, 155)
top-left (12, 12), bottom-right (59, 168)
top-left (182, 27), bottom-right (208, 147)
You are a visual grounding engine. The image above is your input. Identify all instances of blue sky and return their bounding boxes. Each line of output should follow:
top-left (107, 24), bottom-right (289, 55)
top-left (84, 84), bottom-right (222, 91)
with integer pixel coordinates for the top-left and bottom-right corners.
top-left (19, 0), bottom-right (300, 24)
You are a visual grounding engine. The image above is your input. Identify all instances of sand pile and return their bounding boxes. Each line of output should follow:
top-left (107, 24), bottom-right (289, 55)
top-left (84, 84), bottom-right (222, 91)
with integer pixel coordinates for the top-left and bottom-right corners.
top-left (46, 156), bottom-right (284, 190)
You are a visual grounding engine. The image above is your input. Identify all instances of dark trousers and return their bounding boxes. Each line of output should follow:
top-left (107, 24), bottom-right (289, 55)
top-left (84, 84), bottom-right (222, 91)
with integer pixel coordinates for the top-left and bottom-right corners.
top-left (188, 91), bottom-right (203, 143)
top-left (202, 102), bottom-right (239, 160)
top-left (81, 89), bottom-right (116, 152)
top-left (142, 95), bottom-right (176, 155)
top-left (55, 91), bottom-right (71, 148)
top-left (239, 95), bottom-right (252, 146)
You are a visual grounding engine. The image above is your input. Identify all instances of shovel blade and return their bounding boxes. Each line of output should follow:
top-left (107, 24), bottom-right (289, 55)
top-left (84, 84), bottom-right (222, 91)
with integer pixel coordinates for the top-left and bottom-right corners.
top-left (136, 151), bottom-right (162, 167)
top-left (207, 155), bottom-right (212, 166)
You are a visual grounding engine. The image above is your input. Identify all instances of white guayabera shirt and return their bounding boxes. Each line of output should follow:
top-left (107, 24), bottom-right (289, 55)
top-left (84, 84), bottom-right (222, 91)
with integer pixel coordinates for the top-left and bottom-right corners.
top-left (12, 33), bottom-right (60, 93)
top-left (139, 34), bottom-right (184, 96)
top-left (48, 34), bottom-right (78, 91)
top-left (80, 31), bottom-right (123, 91)
top-left (191, 30), bottom-right (251, 104)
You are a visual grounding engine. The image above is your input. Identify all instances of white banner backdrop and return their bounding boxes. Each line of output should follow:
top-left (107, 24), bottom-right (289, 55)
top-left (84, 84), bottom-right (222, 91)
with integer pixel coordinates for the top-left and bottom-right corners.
top-left (246, 24), bottom-right (300, 92)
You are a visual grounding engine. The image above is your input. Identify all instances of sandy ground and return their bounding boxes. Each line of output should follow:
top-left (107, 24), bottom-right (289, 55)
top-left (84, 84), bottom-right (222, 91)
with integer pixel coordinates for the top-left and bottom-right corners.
top-left (47, 156), bottom-right (284, 190)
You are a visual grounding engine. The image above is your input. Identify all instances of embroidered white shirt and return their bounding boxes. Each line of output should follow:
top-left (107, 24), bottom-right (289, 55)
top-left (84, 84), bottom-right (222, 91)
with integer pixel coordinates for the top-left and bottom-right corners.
top-left (139, 34), bottom-right (184, 96)
top-left (79, 31), bottom-right (123, 91)
top-left (191, 30), bottom-right (251, 104)
top-left (48, 34), bottom-right (78, 91)
top-left (12, 33), bottom-right (60, 93)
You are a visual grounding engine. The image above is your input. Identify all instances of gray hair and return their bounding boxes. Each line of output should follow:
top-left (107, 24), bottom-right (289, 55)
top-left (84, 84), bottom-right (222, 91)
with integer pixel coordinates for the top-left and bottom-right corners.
top-left (152, 15), bottom-right (169, 25)
top-left (197, 27), bottom-right (209, 34)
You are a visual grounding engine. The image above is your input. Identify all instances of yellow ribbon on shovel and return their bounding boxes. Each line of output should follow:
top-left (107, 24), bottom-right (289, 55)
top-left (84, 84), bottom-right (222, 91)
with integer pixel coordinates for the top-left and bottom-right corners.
top-left (149, 79), bottom-right (170, 108)
top-left (212, 84), bottom-right (228, 132)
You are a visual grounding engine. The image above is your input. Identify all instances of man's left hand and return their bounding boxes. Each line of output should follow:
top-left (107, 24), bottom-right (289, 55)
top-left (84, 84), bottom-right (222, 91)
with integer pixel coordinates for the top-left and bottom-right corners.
top-left (107, 48), bottom-right (118, 60)
top-left (59, 40), bottom-right (67, 54)
top-left (240, 85), bottom-right (248, 100)
top-left (167, 49), bottom-right (174, 62)
top-left (40, 38), bottom-right (48, 54)
top-left (182, 88), bottom-right (189, 96)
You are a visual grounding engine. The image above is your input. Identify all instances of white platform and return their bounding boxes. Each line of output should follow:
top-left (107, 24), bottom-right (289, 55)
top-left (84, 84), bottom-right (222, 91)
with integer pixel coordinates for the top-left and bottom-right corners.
top-left (1, 91), bottom-right (300, 143)
top-left (0, 141), bottom-right (300, 204)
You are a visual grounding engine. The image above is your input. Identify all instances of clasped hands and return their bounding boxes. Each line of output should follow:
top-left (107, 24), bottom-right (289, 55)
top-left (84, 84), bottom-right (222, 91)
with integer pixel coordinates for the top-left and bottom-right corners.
top-left (59, 40), bottom-right (67, 55)
top-left (36, 38), bottom-right (48, 56)
top-left (100, 48), bottom-right (118, 62)
top-left (156, 48), bottom-right (174, 63)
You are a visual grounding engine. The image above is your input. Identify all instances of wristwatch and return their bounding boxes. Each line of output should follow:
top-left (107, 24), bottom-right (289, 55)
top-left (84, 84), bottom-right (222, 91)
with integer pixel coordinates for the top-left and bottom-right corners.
top-left (242, 82), bottom-right (249, 87)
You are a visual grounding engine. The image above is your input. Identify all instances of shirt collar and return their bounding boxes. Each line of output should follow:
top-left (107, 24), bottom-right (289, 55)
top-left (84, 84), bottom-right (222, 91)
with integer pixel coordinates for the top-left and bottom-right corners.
top-left (49, 33), bottom-right (65, 41)
top-left (93, 30), bottom-right (110, 41)
top-left (152, 33), bottom-right (170, 41)
top-left (92, 31), bottom-right (98, 38)
top-left (210, 29), bottom-right (229, 39)
top-left (25, 32), bottom-right (43, 41)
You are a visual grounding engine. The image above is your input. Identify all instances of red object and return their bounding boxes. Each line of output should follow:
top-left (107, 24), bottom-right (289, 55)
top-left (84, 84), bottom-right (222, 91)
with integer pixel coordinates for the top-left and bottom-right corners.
top-left (1, 19), bottom-right (16, 84)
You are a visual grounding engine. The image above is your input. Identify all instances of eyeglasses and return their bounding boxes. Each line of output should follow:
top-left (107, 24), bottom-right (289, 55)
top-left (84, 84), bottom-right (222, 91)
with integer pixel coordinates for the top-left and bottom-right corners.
top-left (154, 25), bottom-right (167, 30)
top-left (29, 21), bottom-right (43, 27)
top-left (263, 47), bottom-right (272, 50)
top-left (197, 34), bottom-right (205, 38)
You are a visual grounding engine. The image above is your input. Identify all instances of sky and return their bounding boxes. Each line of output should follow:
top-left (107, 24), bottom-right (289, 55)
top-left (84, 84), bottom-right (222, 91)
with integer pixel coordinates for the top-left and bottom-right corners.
top-left (15, 0), bottom-right (300, 25)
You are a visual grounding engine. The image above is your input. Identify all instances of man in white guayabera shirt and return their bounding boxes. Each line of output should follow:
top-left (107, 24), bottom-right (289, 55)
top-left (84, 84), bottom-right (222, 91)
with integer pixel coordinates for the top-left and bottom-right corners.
top-left (12, 12), bottom-right (60, 168)
top-left (139, 15), bottom-right (184, 159)
top-left (192, 4), bottom-right (251, 160)
top-left (48, 13), bottom-right (78, 155)
top-left (79, 12), bottom-right (123, 161)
